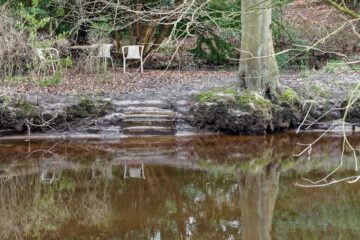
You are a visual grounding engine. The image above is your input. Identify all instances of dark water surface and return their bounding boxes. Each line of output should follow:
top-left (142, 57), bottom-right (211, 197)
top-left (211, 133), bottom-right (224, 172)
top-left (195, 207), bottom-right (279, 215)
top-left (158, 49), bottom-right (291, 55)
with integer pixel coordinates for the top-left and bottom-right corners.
top-left (1, 133), bottom-right (360, 240)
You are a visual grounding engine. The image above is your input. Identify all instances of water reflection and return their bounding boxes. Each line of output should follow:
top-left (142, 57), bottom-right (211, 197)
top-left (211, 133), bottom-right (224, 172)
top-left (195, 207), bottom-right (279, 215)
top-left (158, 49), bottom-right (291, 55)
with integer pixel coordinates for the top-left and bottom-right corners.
top-left (238, 161), bottom-right (280, 240)
top-left (0, 133), bottom-right (360, 239)
top-left (40, 168), bottom-right (61, 183)
top-left (124, 162), bottom-right (145, 179)
top-left (39, 158), bottom-right (63, 184)
top-left (92, 158), bottom-right (113, 180)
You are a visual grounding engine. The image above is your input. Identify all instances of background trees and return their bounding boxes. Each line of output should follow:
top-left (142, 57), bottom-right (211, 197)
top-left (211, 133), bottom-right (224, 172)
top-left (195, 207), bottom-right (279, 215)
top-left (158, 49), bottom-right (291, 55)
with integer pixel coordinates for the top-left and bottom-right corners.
top-left (0, 0), bottom-right (359, 79)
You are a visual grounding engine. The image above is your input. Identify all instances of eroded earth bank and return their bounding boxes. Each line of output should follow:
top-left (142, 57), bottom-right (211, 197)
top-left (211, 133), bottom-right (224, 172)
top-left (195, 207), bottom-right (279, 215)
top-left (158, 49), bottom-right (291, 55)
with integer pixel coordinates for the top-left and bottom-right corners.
top-left (1, 71), bottom-right (360, 137)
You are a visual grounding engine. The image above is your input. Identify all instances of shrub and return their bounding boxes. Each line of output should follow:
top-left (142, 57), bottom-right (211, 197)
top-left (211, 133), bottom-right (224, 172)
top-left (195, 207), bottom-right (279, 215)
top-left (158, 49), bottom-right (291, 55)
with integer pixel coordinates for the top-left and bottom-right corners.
top-left (0, 5), bottom-right (33, 79)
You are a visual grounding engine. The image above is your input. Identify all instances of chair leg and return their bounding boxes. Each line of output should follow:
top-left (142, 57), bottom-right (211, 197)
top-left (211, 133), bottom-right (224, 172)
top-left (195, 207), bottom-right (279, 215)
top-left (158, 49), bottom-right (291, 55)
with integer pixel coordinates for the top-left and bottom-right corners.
top-left (91, 57), bottom-right (95, 73)
top-left (104, 58), bottom-right (107, 72)
top-left (97, 58), bottom-right (100, 73)
top-left (123, 59), bottom-right (126, 73)
top-left (37, 63), bottom-right (42, 76)
top-left (57, 60), bottom-right (61, 74)
top-left (51, 62), bottom-right (55, 75)
top-left (140, 59), bottom-right (143, 74)
top-left (124, 164), bottom-right (127, 179)
top-left (110, 58), bottom-right (114, 71)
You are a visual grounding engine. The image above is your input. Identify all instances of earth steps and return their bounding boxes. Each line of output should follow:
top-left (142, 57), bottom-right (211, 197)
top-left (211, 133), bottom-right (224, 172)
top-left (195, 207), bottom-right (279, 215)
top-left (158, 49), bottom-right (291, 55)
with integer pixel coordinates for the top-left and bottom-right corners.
top-left (118, 100), bottom-right (177, 136)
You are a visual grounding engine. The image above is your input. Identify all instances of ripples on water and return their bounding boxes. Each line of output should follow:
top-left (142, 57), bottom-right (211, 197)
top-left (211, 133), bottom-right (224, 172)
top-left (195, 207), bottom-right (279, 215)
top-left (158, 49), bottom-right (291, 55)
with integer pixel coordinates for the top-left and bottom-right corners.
top-left (0, 132), bottom-right (360, 239)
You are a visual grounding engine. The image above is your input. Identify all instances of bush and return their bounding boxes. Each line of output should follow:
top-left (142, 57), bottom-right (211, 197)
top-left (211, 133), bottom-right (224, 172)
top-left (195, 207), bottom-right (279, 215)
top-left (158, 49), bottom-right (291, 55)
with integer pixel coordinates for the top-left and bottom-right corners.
top-left (190, 34), bottom-right (233, 65)
top-left (0, 5), bottom-right (33, 79)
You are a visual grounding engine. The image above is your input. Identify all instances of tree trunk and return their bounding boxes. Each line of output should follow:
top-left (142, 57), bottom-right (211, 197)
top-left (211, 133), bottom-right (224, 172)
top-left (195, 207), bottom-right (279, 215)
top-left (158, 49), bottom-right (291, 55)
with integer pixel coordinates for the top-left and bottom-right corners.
top-left (239, 0), bottom-right (280, 97)
top-left (147, 23), bottom-right (171, 54)
top-left (135, 0), bottom-right (141, 40)
top-left (239, 162), bottom-right (280, 240)
top-left (140, 23), bottom-right (157, 52)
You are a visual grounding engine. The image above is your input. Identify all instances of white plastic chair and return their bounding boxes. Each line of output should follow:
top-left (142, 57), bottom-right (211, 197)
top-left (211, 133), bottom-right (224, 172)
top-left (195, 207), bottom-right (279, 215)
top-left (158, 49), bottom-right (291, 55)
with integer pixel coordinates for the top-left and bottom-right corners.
top-left (36, 48), bottom-right (60, 75)
top-left (122, 45), bottom-right (144, 73)
top-left (91, 44), bottom-right (114, 72)
top-left (40, 169), bottom-right (61, 184)
top-left (124, 163), bottom-right (145, 179)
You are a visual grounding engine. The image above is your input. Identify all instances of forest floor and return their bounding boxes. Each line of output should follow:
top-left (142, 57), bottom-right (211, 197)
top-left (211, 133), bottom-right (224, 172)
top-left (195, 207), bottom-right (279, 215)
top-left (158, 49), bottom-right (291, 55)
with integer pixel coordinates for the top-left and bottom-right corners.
top-left (0, 69), bottom-right (359, 102)
top-left (0, 69), bottom-right (238, 96)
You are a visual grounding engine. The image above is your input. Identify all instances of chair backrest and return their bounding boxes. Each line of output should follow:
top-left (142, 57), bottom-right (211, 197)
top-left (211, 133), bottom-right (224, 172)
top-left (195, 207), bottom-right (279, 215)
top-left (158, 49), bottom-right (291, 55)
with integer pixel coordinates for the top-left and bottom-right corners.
top-left (37, 49), bottom-right (46, 61)
top-left (124, 163), bottom-right (145, 179)
top-left (40, 169), bottom-right (59, 184)
top-left (97, 44), bottom-right (112, 58)
top-left (37, 48), bottom-right (60, 61)
top-left (122, 45), bottom-right (144, 59)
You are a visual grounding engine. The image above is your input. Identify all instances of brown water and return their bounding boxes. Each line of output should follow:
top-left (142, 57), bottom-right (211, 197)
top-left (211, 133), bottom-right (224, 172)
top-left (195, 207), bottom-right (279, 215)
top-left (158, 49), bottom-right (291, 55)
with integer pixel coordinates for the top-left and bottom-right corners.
top-left (1, 132), bottom-right (360, 240)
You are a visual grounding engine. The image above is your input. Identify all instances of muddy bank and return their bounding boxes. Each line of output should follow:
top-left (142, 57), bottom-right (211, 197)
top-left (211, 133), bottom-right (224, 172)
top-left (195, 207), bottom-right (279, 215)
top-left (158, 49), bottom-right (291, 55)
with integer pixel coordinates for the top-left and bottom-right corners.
top-left (0, 71), bottom-right (359, 136)
top-left (189, 72), bottom-right (360, 134)
top-left (189, 89), bottom-right (302, 134)
top-left (0, 96), bottom-right (114, 136)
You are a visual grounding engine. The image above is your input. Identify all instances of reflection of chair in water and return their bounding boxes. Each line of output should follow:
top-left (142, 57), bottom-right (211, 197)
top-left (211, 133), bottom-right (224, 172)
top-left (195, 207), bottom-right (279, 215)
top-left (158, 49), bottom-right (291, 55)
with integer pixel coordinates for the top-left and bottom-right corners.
top-left (92, 159), bottom-right (113, 180)
top-left (124, 163), bottom-right (145, 179)
top-left (40, 169), bottom-right (61, 184)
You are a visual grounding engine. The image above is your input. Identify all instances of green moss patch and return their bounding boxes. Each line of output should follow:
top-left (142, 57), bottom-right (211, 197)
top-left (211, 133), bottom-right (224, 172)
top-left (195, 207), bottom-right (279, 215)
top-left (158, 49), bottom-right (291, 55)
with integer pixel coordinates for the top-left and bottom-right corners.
top-left (278, 88), bottom-right (300, 106)
top-left (67, 97), bottom-right (113, 120)
top-left (237, 91), bottom-right (271, 110)
top-left (197, 87), bottom-right (237, 104)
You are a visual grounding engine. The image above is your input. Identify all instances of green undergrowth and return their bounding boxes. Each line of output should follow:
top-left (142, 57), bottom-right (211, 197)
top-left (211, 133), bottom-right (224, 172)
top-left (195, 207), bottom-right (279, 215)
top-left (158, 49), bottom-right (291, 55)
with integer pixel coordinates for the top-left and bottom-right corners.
top-left (323, 60), bottom-right (350, 73)
top-left (13, 99), bottom-right (40, 117)
top-left (15, 99), bottom-right (34, 112)
top-left (38, 71), bottom-right (61, 87)
top-left (278, 88), bottom-right (300, 106)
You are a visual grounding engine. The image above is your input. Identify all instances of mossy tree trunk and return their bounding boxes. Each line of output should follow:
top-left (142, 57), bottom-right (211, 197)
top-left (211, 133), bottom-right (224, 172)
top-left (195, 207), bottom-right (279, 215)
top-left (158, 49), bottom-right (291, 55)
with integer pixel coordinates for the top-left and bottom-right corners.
top-left (239, 0), bottom-right (280, 97)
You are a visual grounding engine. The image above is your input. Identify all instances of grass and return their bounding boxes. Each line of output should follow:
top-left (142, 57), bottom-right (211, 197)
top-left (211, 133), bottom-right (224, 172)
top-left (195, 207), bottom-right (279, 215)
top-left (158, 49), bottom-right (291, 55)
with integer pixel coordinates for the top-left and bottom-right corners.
top-left (349, 63), bottom-right (360, 71)
top-left (299, 66), bottom-right (311, 79)
top-left (278, 88), bottom-right (300, 105)
top-left (4, 75), bottom-right (28, 83)
top-left (323, 60), bottom-right (349, 73)
top-left (309, 83), bottom-right (331, 100)
top-left (38, 70), bottom-right (61, 87)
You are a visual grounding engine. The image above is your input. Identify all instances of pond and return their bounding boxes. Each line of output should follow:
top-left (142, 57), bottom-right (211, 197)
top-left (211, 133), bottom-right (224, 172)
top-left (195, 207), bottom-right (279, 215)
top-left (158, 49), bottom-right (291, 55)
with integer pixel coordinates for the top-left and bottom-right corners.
top-left (1, 132), bottom-right (360, 239)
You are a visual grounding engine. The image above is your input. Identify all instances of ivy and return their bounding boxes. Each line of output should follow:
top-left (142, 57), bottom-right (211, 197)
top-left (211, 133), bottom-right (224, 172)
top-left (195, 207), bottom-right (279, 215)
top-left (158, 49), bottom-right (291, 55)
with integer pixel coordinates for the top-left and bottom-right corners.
top-left (190, 34), bottom-right (233, 65)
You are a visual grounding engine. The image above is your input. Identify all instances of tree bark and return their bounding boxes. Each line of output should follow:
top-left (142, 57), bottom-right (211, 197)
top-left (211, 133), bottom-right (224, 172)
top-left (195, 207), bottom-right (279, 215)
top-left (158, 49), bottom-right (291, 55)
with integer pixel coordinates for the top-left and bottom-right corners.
top-left (147, 23), bottom-right (171, 54)
top-left (239, 0), bottom-right (280, 97)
